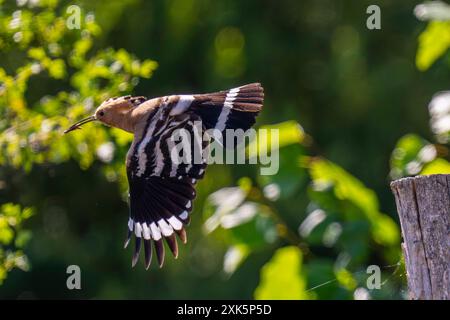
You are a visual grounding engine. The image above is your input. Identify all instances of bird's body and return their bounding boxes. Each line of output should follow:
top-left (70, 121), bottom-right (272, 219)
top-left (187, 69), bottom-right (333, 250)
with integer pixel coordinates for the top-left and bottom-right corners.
top-left (65, 83), bottom-right (264, 269)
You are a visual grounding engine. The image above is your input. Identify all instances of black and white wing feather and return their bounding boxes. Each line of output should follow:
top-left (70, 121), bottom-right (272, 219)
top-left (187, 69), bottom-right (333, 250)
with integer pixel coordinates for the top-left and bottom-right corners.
top-left (125, 83), bottom-right (263, 268)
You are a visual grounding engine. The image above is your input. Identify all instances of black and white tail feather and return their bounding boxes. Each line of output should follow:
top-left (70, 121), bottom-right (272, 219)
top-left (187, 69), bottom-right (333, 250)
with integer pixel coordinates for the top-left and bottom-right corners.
top-left (125, 83), bottom-right (264, 268)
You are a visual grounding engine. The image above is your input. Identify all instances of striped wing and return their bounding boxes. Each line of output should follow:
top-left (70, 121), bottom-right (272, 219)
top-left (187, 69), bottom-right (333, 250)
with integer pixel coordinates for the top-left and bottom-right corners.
top-left (125, 83), bottom-right (264, 269)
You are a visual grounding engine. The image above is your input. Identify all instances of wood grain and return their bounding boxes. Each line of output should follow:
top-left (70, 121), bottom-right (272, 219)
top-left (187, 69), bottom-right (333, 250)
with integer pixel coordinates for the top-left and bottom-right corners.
top-left (391, 174), bottom-right (449, 300)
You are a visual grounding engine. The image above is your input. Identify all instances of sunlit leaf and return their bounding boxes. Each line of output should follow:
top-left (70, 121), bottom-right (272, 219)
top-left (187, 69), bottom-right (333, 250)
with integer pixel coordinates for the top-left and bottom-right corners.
top-left (0, 225), bottom-right (14, 245)
top-left (28, 47), bottom-right (46, 60)
top-left (336, 268), bottom-right (357, 291)
top-left (254, 246), bottom-right (309, 300)
top-left (421, 157), bottom-right (450, 174)
top-left (372, 214), bottom-right (400, 246)
top-left (139, 60), bottom-right (158, 78)
top-left (247, 120), bottom-right (304, 160)
top-left (309, 158), bottom-right (379, 216)
top-left (48, 59), bottom-right (66, 79)
top-left (416, 21), bottom-right (450, 71)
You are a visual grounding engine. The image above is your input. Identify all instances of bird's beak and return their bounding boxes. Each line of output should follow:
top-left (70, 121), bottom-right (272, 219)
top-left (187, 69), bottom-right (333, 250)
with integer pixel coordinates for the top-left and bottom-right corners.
top-left (64, 115), bottom-right (96, 134)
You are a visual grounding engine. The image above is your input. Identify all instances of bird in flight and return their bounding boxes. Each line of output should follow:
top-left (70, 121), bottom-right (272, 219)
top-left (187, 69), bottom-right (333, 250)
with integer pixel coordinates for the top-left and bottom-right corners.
top-left (64, 83), bottom-right (264, 269)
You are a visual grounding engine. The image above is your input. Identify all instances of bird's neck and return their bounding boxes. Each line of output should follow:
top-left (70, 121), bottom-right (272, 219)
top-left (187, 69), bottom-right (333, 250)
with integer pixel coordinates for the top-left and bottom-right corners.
top-left (112, 109), bottom-right (135, 133)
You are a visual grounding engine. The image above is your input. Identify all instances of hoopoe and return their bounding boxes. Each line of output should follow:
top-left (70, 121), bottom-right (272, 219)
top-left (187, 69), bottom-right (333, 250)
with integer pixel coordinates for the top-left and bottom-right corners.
top-left (64, 83), bottom-right (264, 269)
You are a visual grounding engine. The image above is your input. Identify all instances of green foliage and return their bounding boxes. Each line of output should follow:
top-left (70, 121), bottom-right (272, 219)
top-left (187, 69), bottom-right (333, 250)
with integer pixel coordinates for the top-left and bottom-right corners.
top-left (204, 120), bottom-right (401, 299)
top-left (203, 183), bottom-right (278, 275)
top-left (308, 158), bottom-right (399, 248)
top-left (391, 7), bottom-right (450, 179)
top-left (0, 0), bottom-right (156, 286)
top-left (249, 121), bottom-right (307, 199)
top-left (390, 133), bottom-right (450, 179)
top-left (390, 134), bottom-right (438, 178)
top-left (0, 203), bottom-right (33, 284)
top-left (0, 0), bottom-right (156, 178)
top-left (1, 0), bottom-right (436, 300)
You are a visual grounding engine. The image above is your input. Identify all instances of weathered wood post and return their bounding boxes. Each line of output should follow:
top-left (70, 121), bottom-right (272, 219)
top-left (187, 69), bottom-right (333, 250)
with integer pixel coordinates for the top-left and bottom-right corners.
top-left (390, 174), bottom-right (450, 300)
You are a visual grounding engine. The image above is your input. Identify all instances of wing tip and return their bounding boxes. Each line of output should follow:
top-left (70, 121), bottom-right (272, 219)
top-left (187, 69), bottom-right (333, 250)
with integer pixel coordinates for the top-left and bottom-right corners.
top-left (125, 228), bottom-right (189, 269)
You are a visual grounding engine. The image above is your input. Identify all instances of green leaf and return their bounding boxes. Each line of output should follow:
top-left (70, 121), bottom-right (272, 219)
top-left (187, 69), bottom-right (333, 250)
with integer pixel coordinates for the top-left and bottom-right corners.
top-left (309, 158), bottom-right (379, 216)
top-left (247, 120), bottom-right (305, 160)
top-left (309, 158), bottom-right (400, 247)
top-left (416, 21), bottom-right (450, 71)
top-left (140, 60), bottom-right (158, 78)
top-left (254, 246), bottom-right (309, 300)
top-left (372, 214), bottom-right (400, 246)
top-left (48, 59), bottom-right (66, 79)
top-left (0, 224), bottom-right (13, 245)
top-left (335, 268), bottom-right (357, 291)
top-left (421, 158), bottom-right (450, 175)
top-left (28, 47), bottom-right (46, 61)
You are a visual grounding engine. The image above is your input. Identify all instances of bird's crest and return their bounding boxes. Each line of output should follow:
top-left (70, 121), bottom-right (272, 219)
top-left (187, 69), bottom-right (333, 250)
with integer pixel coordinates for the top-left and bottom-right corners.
top-left (102, 95), bottom-right (147, 108)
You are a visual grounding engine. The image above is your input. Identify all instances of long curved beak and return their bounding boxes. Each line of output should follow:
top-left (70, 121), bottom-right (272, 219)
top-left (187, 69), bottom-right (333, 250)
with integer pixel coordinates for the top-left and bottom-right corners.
top-left (64, 115), bottom-right (96, 134)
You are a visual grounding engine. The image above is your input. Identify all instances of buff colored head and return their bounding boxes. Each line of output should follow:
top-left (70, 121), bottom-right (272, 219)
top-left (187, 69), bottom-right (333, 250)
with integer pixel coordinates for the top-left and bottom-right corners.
top-left (64, 95), bottom-right (146, 134)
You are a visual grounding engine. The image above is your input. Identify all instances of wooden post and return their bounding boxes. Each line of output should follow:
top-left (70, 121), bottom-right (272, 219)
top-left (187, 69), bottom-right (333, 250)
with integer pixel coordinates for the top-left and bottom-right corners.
top-left (390, 174), bottom-right (450, 300)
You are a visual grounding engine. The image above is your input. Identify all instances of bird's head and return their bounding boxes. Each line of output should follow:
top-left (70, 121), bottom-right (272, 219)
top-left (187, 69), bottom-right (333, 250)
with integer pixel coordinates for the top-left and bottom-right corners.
top-left (64, 95), bottom-right (146, 134)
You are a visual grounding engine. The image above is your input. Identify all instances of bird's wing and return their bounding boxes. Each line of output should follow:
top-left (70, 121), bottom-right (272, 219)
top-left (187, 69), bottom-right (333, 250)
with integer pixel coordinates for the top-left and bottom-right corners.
top-left (125, 83), bottom-right (264, 269)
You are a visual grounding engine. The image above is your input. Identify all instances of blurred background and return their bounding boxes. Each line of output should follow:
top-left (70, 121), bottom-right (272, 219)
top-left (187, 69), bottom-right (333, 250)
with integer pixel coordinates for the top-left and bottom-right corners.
top-left (0, 0), bottom-right (449, 299)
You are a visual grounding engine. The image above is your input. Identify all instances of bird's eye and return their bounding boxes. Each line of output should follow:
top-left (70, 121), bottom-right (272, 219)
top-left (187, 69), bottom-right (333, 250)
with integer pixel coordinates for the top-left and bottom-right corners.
top-left (98, 111), bottom-right (105, 117)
